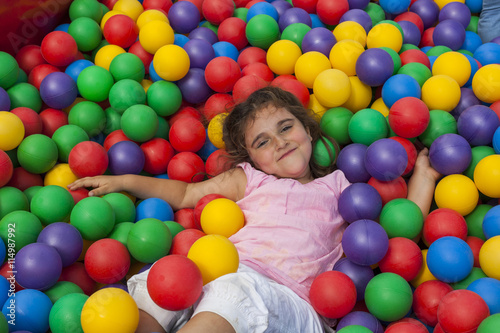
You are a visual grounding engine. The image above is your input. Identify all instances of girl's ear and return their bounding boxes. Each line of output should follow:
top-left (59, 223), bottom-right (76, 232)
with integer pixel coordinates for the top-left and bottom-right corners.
top-left (306, 127), bottom-right (313, 141)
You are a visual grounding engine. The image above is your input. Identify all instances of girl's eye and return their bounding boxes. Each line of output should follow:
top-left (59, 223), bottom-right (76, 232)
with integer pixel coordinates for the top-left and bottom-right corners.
top-left (281, 125), bottom-right (292, 133)
top-left (256, 140), bottom-right (268, 148)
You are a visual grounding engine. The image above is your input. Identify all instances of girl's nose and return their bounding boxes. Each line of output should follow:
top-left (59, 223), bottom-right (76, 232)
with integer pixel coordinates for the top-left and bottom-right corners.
top-left (275, 135), bottom-right (288, 149)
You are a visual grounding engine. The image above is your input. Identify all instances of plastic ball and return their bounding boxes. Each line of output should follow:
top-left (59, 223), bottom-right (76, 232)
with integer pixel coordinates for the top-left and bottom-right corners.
top-left (245, 14), bottom-right (280, 50)
top-left (381, 74), bottom-right (421, 109)
top-left (203, 57), bottom-right (241, 94)
top-left (94, 44), bottom-right (126, 71)
top-left (313, 69), bottom-right (351, 108)
top-left (40, 31), bottom-right (79, 67)
top-left (167, 151), bottom-right (205, 183)
top-left (302, 28), bottom-right (336, 58)
top-left (342, 219), bottom-right (389, 266)
top-left (336, 311), bottom-right (383, 333)
top-left (367, 23), bottom-right (403, 52)
top-left (337, 326), bottom-right (374, 333)
top-left (108, 140), bottom-right (145, 175)
top-left (139, 20), bottom-right (175, 55)
top-left (136, 197), bottom-right (174, 222)
top-left (0, 150), bottom-right (13, 187)
top-left (266, 40), bottom-right (302, 76)
top-left (435, 174), bottom-right (479, 216)
top-left (17, 134), bottom-right (58, 174)
top-left (421, 74), bottom-right (461, 112)
top-left (451, 87), bottom-right (481, 120)
top-left (77, 65), bottom-right (114, 103)
top-left (412, 280), bottom-right (453, 327)
top-left (9, 106), bottom-right (42, 140)
top-left (467, 277), bottom-right (500, 314)
top-left (459, 106), bottom-right (500, 147)
top-left (365, 138), bottom-right (408, 182)
top-left (379, 198), bottom-right (423, 239)
top-left (68, 16), bottom-right (103, 52)
top-left (348, 108), bottom-right (388, 146)
top-left (16, 242), bottom-right (63, 290)
top-left (474, 43), bottom-right (500, 66)
top-left (29, 63), bottom-right (62, 90)
top-left (419, 110), bottom-right (458, 147)
top-left (367, 176), bottom-right (408, 206)
top-left (429, 133), bottom-right (472, 175)
top-left (316, 0), bottom-right (348, 26)
top-left (68, 141), bottom-right (108, 178)
top-left (0, 111), bottom-right (24, 151)
top-left (217, 17), bottom-right (248, 51)
top-left (108, 53), bottom-right (145, 83)
top-left (36, 222), bottom-right (82, 268)
top-left (432, 51), bottom-right (471, 87)
top-left (423, 208), bottom-right (468, 247)
top-left (49, 293), bottom-right (89, 333)
top-left (200, 198), bottom-right (244, 238)
top-left (388, 97), bottom-right (429, 138)
top-left (333, 20), bottom-right (366, 46)
top-left (39, 108), bottom-right (68, 138)
top-left (338, 183), bottom-right (382, 223)
top-left (479, 235), bottom-right (500, 279)
top-left (29, 185), bottom-right (74, 226)
top-left (270, 76), bottom-right (310, 108)
top-left (333, 257), bottom-right (374, 302)
top-left (2, 289), bottom-right (52, 333)
top-left (68, 101), bottom-right (106, 138)
top-left (70, 196), bottom-right (115, 241)
top-left (171, 228), bottom-right (206, 256)
top-left (294, 51), bottom-right (330, 89)
top-left (177, 68), bottom-right (213, 105)
top-left (477, 313), bottom-right (500, 333)
top-left (472, 64), bottom-right (500, 104)
top-left (378, 237), bottom-right (422, 281)
top-left (355, 48), bottom-right (393, 87)
top-left (474, 154), bottom-right (500, 198)
top-left (84, 238), bottom-right (130, 284)
top-left (121, 104), bottom-right (158, 143)
top-left (0, 51), bottom-right (20, 89)
top-left (427, 236), bottom-right (474, 283)
top-left (39, 72), bottom-right (78, 110)
top-left (108, 79), bottom-right (146, 114)
top-left (140, 138), bottom-right (175, 175)
top-left (167, 0), bottom-right (200, 34)
top-left (433, 19), bottom-right (466, 51)
top-left (202, 0), bottom-right (234, 25)
top-left (329, 39), bottom-right (365, 77)
top-left (398, 20), bottom-right (422, 46)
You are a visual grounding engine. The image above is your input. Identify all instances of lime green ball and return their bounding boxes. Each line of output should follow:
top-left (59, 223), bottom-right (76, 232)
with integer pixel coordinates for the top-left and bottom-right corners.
top-left (364, 2), bottom-right (385, 26)
top-left (399, 43), bottom-right (419, 54)
top-left (426, 45), bottom-right (452, 57)
top-left (379, 198), bottom-right (423, 239)
top-left (477, 313), bottom-right (500, 333)
top-left (464, 146), bottom-right (495, 180)
top-left (7, 82), bottom-right (42, 111)
top-left (0, 186), bottom-right (29, 219)
top-left (418, 110), bottom-right (457, 147)
top-left (104, 107), bottom-right (122, 135)
top-left (24, 185), bottom-right (43, 204)
top-left (77, 65), bottom-right (114, 102)
top-left (467, 15), bottom-right (479, 33)
top-left (108, 79), bottom-right (146, 114)
top-left (348, 108), bottom-right (389, 146)
top-left (44, 281), bottom-right (84, 304)
top-left (52, 124), bottom-right (90, 162)
top-left (0, 51), bottom-right (20, 89)
top-left (320, 107), bottom-right (353, 146)
top-left (49, 292), bottom-right (89, 333)
top-left (313, 137), bottom-right (337, 167)
top-left (246, 14), bottom-right (280, 50)
top-left (121, 104), bottom-right (158, 142)
top-left (0, 210), bottom-right (43, 252)
top-left (451, 267), bottom-right (487, 289)
top-left (154, 116), bottom-right (170, 140)
top-left (17, 134), bottom-right (58, 174)
top-left (164, 220), bottom-right (185, 238)
top-left (69, 0), bottom-right (103, 22)
top-left (109, 53), bottom-right (145, 82)
top-left (68, 17), bottom-right (102, 52)
top-left (234, 7), bottom-right (248, 22)
top-left (337, 326), bottom-right (373, 333)
top-left (146, 80), bottom-right (183, 117)
top-left (397, 62), bottom-right (432, 88)
top-left (127, 218), bottom-right (172, 263)
top-left (465, 204), bottom-right (491, 240)
top-left (380, 47), bottom-right (402, 75)
top-left (68, 101), bottom-right (106, 137)
top-left (108, 222), bottom-right (134, 247)
top-left (364, 272), bottom-right (413, 322)
top-left (281, 23), bottom-right (311, 49)
top-left (102, 192), bottom-right (136, 224)
top-left (70, 197), bottom-right (115, 241)
top-left (30, 185), bottom-right (75, 225)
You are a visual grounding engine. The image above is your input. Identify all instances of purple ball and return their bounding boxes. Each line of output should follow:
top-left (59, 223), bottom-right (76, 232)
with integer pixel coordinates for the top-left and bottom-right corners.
top-left (336, 311), bottom-right (384, 332)
top-left (338, 183), bottom-right (383, 223)
top-left (138, 263), bottom-right (153, 274)
top-left (333, 258), bottom-right (375, 302)
top-left (108, 140), bottom-right (145, 175)
top-left (365, 138), bottom-right (408, 181)
top-left (341, 219), bottom-right (389, 266)
top-left (271, 0), bottom-right (293, 17)
top-left (339, 9), bottom-right (373, 32)
top-left (37, 222), bottom-right (83, 267)
top-left (39, 72), bottom-right (78, 109)
top-left (347, 0), bottom-right (370, 10)
top-left (438, 1), bottom-right (471, 29)
top-left (399, 20), bottom-right (421, 46)
top-left (410, 0), bottom-right (440, 30)
top-left (356, 48), bottom-right (394, 87)
top-left (183, 38), bottom-right (215, 69)
top-left (451, 87), bottom-right (481, 120)
top-left (177, 68), bottom-right (213, 104)
top-left (457, 105), bottom-right (500, 146)
top-left (301, 27), bottom-right (337, 56)
top-left (433, 19), bottom-right (466, 51)
top-left (0, 87), bottom-right (10, 110)
top-left (16, 243), bottom-right (63, 290)
top-left (337, 143), bottom-right (371, 183)
top-left (167, 1), bottom-right (201, 34)
top-left (278, 7), bottom-right (312, 31)
top-left (429, 133), bottom-right (472, 175)
top-left (188, 27), bottom-right (218, 44)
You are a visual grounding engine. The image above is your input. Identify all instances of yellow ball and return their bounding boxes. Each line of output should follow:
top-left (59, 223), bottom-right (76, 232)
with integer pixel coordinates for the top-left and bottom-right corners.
top-left (434, 0), bottom-right (465, 10)
top-left (308, 94), bottom-right (328, 121)
top-left (472, 64), bottom-right (500, 104)
top-left (139, 20), bottom-right (175, 55)
top-left (187, 235), bottom-right (239, 285)
top-left (100, 10), bottom-right (126, 30)
top-left (410, 249), bottom-right (437, 288)
top-left (474, 154), bottom-right (500, 198)
top-left (141, 79), bottom-right (153, 93)
top-left (434, 174), bottom-right (479, 216)
top-left (94, 44), bottom-right (126, 70)
top-left (294, 51), bottom-right (331, 88)
top-left (370, 97), bottom-right (390, 117)
top-left (152, 44), bottom-right (190, 81)
top-left (266, 40), bottom-right (302, 75)
top-left (81, 288), bottom-right (139, 333)
top-left (329, 39), bottom-right (365, 76)
top-left (136, 9), bottom-right (168, 30)
top-left (113, 0), bottom-right (144, 21)
top-left (201, 198), bottom-right (244, 238)
top-left (44, 163), bottom-right (78, 188)
top-left (207, 113), bottom-right (228, 149)
top-left (333, 21), bottom-right (367, 47)
top-left (479, 235), bottom-right (500, 280)
top-left (367, 23), bottom-right (403, 53)
top-left (432, 52), bottom-right (471, 87)
top-left (421, 75), bottom-right (461, 112)
top-left (341, 76), bottom-right (372, 112)
top-left (313, 68), bottom-right (351, 108)
top-left (0, 111), bottom-right (24, 151)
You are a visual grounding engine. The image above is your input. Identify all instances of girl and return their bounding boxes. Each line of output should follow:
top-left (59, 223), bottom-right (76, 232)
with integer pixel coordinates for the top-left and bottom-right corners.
top-left (69, 86), bottom-right (440, 333)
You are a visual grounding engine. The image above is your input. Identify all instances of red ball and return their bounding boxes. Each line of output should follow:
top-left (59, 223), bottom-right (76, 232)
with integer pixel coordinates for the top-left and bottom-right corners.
top-left (489, 100), bottom-right (500, 121)
top-left (84, 238), bottom-right (131, 284)
top-left (168, 106), bottom-right (204, 126)
top-left (69, 188), bottom-right (89, 204)
top-left (28, 64), bottom-right (60, 90)
top-left (292, 0), bottom-right (317, 13)
top-left (420, 27), bottom-right (435, 48)
top-left (59, 262), bottom-right (96, 295)
top-left (167, 151), bottom-right (205, 183)
top-left (202, 0), bottom-right (234, 25)
top-left (399, 49), bottom-right (431, 69)
top-left (101, 0), bottom-right (119, 10)
top-left (10, 107), bottom-right (43, 137)
top-left (39, 108), bottom-right (68, 138)
top-left (205, 149), bottom-right (231, 178)
top-left (378, 237), bottom-right (422, 281)
top-left (385, 318), bottom-right (429, 333)
top-left (143, 0), bottom-right (173, 13)
top-left (69, 141), bottom-right (109, 178)
top-left (309, 270), bottom-right (357, 319)
top-left (103, 14), bottom-right (139, 48)
top-left (394, 12), bottom-right (425, 35)
top-left (129, 41), bottom-right (154, 74)
top-left (242, 62), bottom-right (275, 82)
top-left (174, 208), bottom-right (198, 230)
top-left (194, 193), bottom-right (226, 229)
top-left (103, 129), bottom-right (133, 151)
top-left (234, 0), bottom-right (253, 7)
top-left (15, 44), bottom-right (47, 75)
top-left (422, 208), bottom-right (468, 247)
top-left (170, 229), bottom-right (206, 256)
top-left (40, 31), bottom-right (79, 67)
top-left (0, 150), bottom-right (13, 187)
top-left (140, 138), bottom-right (175, 175)
top-left (466, 236), bottom-right (484, 268)
top-left (412, 280), bottom-right (453, 327)
top-left (388, 136), bottom-right (417, 175)
top-left (217, 17), bottom-right (248, 50)
top-left (433, 324), bottom-right (445, 333)
top-left (232, 75), bottom-right (269, 104)
top-left (245, 0), bottom-right (265, 8)
top-left (389, 97), bottom-right (430, 139)
top-left (316, 0), bottom-right (349, 26)
top-left (271, 76), bottom-right (310, 108)
top-left (237, 46), bottom-right (267, 69)
top-left (205, 56), bottom-right (242, 93)
top-left (437, 289), bottom-right (490, 333)
top-left (147, 254), bottom-right (203, 311)
top-left (202, 93), bottom-right (235, 122)
top-left (0, 263), bottom-right (24, 292)
top-left (5, 167), bottom-right (43, 191)
top-left (168, 117), bottom-right (206, 153)
top-left (368, 176), bottom-right (408, 205)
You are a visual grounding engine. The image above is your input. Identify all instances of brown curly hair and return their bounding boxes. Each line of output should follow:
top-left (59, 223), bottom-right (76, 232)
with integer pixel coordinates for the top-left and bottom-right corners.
top-left (222, 86), bottom-right (338, 179)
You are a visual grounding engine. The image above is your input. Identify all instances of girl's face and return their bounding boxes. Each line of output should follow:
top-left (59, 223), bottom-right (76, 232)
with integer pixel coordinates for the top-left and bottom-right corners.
top-left (244, 106), bottom-right (313, 183)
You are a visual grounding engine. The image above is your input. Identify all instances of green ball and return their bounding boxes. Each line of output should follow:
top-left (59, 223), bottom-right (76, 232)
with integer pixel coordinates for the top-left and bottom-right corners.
top-left (7, 82), bottom-right (42, 111)
top-left (49, 292), bottom-right (89, 333)
top-left (16, 68), bottom-right (28, 84)
top-left (164, 220), bottom-right (185, 238)
top-left (0, 186), bottom-right (29, 219)
top-left (0, 210), bottom-right (43, 252)
top-left (426, 45), bottom-right (452, 57)
top-left (127, 218), bottom-right (172, 263)
top-left (465, 204), bottom-right (492, 240)
top-left (477, 313), bottom-right (500, 333)
top-left (0, 313), bottom-right (7, 333)
top-left (364, 2), bottom-right (385, 26)
top-left (108, 79), bottom-right (146, 113)
top-left (466, 15), bottom-right (479, 33)
top-left (102, 192), bottom-right (136, 224)
top-left (68, 17), bottom-right (102, 52)
top-left (458, 49), bottom-right (474, 57)
top-left (337, 325), bottom-right (373, 333)
top-left (77, 65), bottom-right (114, 102)
top-left (281, 23), bottom-right (311, 49)
top-left (379, 198), bottom-right (423, 239)
top-left (69, 0), bottom-right (103, 22)
top-left (399, 43), bottom-right (419, 54)
top-left (246, 14), bottom-right (280, 50)
top-left (30, 185), bottom-right (75, 225)
top-left (418, 110), bottom-right (457, 147)
top-left (380, 47), bottom-right (402, 75)
top-left (397, 62), bottom-right (432, 88)
top-left (320, 107), bottom-right (353, 146)
top-left (234, 7), bottom-right (248, 22)
top-left (70, 196), bottom-right (115, 241)
top-left (313, 137), bottom-right (337, 167)
top-left (451, 267), bottom-right (487, 289)
top-left (108, 222), bottom-right (134, 247)
top-left (52, 124), bottom-right (90, 162)
top-left (17, 134), bottom-right (58, 174)
top-left (348, 108), bottom-right (388, 146)
top-left (464, 146), bottom-right (496, 180)
top-left (0, 51), bottom-right (19, 89)
top-left (104, 107), bottom-right (122, 135)
top-left (146, 80), bottom-right (182, 117)
top-left (201, 21), bottom-right (219, 35)
top-left (364, 272), bottom-right (413, 322)
top-left (44, 281), bottom-right (84, 304)
top-left (68, 101), bottom-right (106, 137)
top-left (154, 116), bottom-right (170, 140)
top-left (121, 104), bottom-right (158, 142)
top-left (24, 185), bottom-right (43, 204)
top-left (109, 53), bottom-right (145, 82)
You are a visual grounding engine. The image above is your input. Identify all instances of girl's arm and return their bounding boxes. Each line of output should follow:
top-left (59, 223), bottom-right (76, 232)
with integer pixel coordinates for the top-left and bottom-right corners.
top-left (67, 168), bottom-right (247, 211)
top-left (407, 148), bottom-right (441, 218)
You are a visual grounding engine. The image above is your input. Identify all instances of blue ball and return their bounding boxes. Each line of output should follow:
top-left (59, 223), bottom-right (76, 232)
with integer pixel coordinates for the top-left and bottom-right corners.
top-left (461, 31), bottom-right (483, 54)
top-left (467, 277), bottom-right (500, 314)
top-left (54, 23), bottom-right (70, 33)
top-left (427, 236), bottom-right (474, 283)
top-left (247, 2), bottom-right (279, 22)
top-left (473, 42), bottom-right (500, 66)
top-left (494, 126), bottom-right (500, 153)
top-left (148, 61), bottom-right (163, 82)
top-left (465, 0), bottom-right (483, 14)
top-left (379, 0), bottom-right (411, 15)
top-left (213, 41), bottom-right (240, 61)
top-left (136, 197), bottom-right (174, 222)
top-left (482, 205), bottom-right (500, 239)
top-left (381, 74), bottom-right (421, 108)
top-left (2, 289), bottom-right (52, 333)
top-left (65, 59), bottom-right (94, 83)
top-left (197, 130), bottom-right (218, 161)
top-left (0, 237), bottom-right (5, 264)
top-left (0, 276), bottom-right (9, 306)
top-left (174, 33), bottom-right (190, 47)
top-left (309, 14), bottom-right (325, 28)
top-left (463, 53), bottom-right (479, 87)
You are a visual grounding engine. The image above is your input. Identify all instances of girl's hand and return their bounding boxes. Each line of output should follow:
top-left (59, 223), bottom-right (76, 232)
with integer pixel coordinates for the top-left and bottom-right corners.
top-left (412, 148), bottom-right (441, 183)
top-left (68, 175), bottom-right (124, 197)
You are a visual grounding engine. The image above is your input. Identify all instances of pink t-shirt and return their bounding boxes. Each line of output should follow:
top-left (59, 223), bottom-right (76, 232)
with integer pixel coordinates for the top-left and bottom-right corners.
top-left (229, 162), bottom-right (351, 303)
